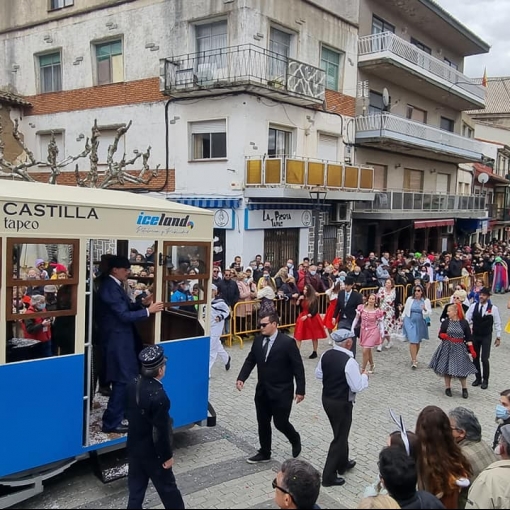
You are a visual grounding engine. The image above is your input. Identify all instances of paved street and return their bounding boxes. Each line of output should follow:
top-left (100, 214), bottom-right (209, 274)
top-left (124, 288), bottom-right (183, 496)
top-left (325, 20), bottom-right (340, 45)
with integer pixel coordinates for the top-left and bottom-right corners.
top-left (11, 293), bottom-right (510, 509)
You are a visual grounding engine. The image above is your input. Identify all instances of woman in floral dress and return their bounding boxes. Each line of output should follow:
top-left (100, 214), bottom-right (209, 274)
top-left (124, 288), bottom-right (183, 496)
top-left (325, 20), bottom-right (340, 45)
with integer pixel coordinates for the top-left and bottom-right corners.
top-left (351, 293), bottom-right (384, 373)
top-left (376, 278), bottom-right (402, 351)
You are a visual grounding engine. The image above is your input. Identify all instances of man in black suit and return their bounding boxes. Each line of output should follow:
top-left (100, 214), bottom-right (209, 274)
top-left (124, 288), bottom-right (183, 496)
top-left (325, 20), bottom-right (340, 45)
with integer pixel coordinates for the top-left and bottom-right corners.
top-left (236, 311), bottom-right (305, 464)
top-left (126, 345), bottom-right (184, 509)
top-left (332, 276), bottom-right (363, 357)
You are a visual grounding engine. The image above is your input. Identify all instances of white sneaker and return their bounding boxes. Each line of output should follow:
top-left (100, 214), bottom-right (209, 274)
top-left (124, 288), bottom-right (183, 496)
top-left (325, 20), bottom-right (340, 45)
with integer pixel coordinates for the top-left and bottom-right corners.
top-left (385, 341), bottom-right (394, 349)
top-left (376, 345), bottom-right (383, 352)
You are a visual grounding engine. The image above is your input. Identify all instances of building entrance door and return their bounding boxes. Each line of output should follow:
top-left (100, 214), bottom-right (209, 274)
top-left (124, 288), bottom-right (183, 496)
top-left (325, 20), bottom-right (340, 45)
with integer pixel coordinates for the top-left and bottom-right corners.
top-left (264, 228), bottom-right (299, 268)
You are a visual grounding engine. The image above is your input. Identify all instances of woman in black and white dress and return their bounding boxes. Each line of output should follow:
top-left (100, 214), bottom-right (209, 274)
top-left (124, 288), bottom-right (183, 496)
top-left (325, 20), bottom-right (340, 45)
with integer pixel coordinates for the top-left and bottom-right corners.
top-left (429, 302), bottom-right (477, 399)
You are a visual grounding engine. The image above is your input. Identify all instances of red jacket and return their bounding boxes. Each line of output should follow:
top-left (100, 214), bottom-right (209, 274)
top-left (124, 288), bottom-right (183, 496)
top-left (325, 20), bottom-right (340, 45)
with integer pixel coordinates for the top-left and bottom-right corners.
top-left (21, 307), bottom-right (51, 342)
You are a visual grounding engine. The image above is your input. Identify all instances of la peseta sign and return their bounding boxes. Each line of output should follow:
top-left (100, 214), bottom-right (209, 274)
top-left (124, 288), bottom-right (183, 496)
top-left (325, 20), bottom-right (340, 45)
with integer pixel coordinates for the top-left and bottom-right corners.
top-left (2, 202), bottom-right (99, 232)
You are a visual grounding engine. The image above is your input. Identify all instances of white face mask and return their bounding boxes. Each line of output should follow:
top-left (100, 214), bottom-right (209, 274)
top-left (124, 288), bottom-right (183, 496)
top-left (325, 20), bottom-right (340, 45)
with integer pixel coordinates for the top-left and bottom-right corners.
top-left (494, 444), bottom-right (502, 455)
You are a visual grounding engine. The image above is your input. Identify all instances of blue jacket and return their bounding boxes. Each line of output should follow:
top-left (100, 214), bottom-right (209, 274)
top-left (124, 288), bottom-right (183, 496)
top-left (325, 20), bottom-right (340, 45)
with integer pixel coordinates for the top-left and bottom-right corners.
top-left (97, 276), bottom-right (148, 383)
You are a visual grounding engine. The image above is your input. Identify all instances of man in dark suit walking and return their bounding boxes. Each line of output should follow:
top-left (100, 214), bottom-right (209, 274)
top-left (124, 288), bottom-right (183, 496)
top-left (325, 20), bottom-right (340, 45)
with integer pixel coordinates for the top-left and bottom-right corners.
top-left (126, 345), bottom-right (184, 509)
top-left (332, 276), bottom-right (363, 357)
top-left (315, 329), bottom-right (369, 487)
top-left (236, 311), bottom-right (305, 463)
top-left (98, 255), bottom-right (164, 434)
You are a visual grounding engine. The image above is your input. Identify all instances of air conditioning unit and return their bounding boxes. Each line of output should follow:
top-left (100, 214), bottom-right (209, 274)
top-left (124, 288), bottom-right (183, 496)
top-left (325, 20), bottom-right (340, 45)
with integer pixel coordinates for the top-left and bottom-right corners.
top-left (332, 202), bottom-right (351, 223)
top-left (446, 224), bottom-right (454, 234)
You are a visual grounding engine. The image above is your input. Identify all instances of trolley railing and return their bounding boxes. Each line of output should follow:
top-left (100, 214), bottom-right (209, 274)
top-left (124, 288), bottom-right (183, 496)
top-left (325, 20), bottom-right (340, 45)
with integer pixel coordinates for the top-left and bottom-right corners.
top-left (222, 273), bottom-right (489, 347)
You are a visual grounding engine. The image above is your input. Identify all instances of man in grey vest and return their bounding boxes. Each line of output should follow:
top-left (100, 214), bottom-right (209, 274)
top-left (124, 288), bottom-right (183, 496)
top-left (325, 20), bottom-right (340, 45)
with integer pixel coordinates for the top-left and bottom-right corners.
top-left (315, 328), bottom-right (369, 487)
top-left (466, 287), bottom-right (502, 390)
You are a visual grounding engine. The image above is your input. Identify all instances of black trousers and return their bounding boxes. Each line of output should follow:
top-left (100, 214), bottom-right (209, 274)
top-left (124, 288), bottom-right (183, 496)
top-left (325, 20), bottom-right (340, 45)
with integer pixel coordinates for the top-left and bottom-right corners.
top-left (472, 334), bottom-right (492, 382)
top-left (322, 397), bottom-right (353, 483)
top-left (255, 390), bottom-right (300, 457)
top-left (127, 455), bottom-right (184, 509)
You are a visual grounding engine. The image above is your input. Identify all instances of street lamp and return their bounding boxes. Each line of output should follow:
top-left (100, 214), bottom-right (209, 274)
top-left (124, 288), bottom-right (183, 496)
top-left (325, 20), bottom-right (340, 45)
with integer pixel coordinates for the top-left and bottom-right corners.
top-left (309, 188), bottom-right (328, 265)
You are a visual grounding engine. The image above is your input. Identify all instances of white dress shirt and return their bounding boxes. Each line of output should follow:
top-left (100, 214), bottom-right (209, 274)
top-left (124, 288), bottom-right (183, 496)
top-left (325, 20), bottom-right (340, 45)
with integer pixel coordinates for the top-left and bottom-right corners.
top-left (466, 301), bottom-right (502, 337)
top-left (315, 345), bottom-right (369, 402)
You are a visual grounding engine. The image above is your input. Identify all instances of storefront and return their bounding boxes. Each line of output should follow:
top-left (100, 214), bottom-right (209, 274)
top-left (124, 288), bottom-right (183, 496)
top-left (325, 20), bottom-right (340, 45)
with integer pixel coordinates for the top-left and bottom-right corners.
top-left (244, 206), bottom-right (313, 268)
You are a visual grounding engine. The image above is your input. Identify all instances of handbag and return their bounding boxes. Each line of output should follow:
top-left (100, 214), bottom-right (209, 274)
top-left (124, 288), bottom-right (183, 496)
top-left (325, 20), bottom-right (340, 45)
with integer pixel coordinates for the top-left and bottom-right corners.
top-left (505, 319), bottom-right (510, 334)
top-left (425, 316), bottom-right (431, 327)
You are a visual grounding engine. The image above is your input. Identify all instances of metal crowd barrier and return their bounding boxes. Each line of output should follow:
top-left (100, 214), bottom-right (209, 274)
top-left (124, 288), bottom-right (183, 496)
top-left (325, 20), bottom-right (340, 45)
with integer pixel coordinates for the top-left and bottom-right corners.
top-left (221, 272), bottom-right (489, 348)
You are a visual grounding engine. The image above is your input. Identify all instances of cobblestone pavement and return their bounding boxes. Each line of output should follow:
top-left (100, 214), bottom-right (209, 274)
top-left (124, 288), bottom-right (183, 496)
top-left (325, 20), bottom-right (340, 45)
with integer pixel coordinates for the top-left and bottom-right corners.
top-left (11, 294), bottom-right (510, 509)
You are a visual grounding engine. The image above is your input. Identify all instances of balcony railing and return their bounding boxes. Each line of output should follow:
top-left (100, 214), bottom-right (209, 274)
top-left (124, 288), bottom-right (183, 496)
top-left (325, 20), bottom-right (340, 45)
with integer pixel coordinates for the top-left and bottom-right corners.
top-left (356, 113), bottom-right (484, 159)
top-left (488, 204), bottom-right (507, 221)
top-left (358, 32), bottom-right (485, 102)
top-left (354, 190), bottom-right (486, 213)
top-left (245, 156), bottom-right (374, 190)
top-left (160, 44), bottom-right (325, 103)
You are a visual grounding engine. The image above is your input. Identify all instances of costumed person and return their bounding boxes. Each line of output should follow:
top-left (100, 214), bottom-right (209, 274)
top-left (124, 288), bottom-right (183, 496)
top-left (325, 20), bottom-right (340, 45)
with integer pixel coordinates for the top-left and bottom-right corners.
top-left (376, 278), bottom-right (402, 351)
top-left (209, 284), bottom-right (231, 377)
top-left (491, 256), bottom-right (508, 294)
top-left (351, 294), bottom-right (384, 374)
top-left (324, 280), bottom-right (342, 344)
top-left (294, 284), bottom-right (327, 359)
top-left (429, 302), bottom-right (477, 399)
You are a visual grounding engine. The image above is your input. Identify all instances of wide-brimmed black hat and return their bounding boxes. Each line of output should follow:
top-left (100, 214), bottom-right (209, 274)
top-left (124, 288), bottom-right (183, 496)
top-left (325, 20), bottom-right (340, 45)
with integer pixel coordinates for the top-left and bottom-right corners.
top-left (108, 255), bottom-right (131, 270)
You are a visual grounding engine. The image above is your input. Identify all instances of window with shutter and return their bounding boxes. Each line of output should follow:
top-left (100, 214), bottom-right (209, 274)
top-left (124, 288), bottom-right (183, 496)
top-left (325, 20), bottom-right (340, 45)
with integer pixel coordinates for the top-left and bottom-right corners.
top-left (370, 164), bottom-right (387, 191)
top-left (190, 119), bottom-right (227, 160)
top-left (404, 169), bottom-right (423, 191)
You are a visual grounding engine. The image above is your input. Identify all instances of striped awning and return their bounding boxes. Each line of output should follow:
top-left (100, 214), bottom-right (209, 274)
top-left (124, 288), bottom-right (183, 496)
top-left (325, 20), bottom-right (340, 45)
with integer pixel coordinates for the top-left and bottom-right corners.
top-left (247, 201), bottom-right (331, 211)
top-left (170, 197), bottom-right (241, 209)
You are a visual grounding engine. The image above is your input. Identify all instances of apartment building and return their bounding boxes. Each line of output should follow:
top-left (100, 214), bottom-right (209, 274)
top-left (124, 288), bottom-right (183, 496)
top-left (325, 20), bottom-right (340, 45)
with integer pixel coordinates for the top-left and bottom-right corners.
top-left (0, 0), bottom-right (375, 268)
top-left (352, 0), bottom-right (490, 254)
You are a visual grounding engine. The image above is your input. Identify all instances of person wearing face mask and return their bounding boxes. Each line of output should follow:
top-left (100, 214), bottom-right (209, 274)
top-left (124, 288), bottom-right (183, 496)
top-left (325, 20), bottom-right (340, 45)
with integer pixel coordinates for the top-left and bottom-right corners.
top-left (170, 281), bottom-right (196, 313)
top-left (286, 259), bottom-right (296, 279)
top-left (305, 265), bottom-right (326, 293)
top-left (347, 266), bottom-right (366, 292)
top-left (493, 389), bottom-right (510, 450)
top-left (20, 294), bottom-right (53, 359)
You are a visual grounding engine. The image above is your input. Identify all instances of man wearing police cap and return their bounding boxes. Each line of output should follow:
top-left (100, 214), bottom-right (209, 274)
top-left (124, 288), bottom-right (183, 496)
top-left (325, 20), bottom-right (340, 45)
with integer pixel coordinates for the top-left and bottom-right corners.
top-left (98, 255), bottom-right (164, 434)
top-left (126, 345), bottom-right (184, 509)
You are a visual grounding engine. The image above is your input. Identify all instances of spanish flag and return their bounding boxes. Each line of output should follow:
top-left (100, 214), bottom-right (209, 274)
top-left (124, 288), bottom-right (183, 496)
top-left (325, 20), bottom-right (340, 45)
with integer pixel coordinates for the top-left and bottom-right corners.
top-left (482, 67), bottom-right (488, 87)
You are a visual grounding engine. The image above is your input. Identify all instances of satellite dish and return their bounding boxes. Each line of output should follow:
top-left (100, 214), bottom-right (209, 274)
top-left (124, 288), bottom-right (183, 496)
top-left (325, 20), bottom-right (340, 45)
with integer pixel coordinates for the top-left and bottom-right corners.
top-left (382, 87), bottom-right (390, 108)
top-left (477, 173), bottom-right (489, 184)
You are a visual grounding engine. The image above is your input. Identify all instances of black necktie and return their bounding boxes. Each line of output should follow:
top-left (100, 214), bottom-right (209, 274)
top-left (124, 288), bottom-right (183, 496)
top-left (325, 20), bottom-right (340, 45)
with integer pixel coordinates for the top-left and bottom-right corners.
top-left (262, 336), bottom-right (270, 360)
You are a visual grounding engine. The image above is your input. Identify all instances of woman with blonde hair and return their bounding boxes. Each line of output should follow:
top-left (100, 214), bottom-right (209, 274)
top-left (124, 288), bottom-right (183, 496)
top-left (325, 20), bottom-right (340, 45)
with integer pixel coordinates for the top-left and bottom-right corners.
top-left (357, 495), bottom-right (401, 509)
top-left (236, 271), bottom-right (257, 336)
top-left (256, 274), bottom-right (277, 317)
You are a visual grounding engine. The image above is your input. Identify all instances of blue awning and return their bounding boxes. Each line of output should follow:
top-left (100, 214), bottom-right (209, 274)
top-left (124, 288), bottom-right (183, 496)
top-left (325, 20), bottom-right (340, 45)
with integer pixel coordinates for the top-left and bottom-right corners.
top-left (456, 218), bottom-right (483, 231)
top-left (169, 197), bottom-right (241, 209)
top-left (247, 201), bottom-right (331, 211)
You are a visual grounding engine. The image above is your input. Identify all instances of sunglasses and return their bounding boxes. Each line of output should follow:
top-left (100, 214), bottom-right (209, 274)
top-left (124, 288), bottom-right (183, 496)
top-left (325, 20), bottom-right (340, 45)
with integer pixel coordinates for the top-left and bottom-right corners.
top-left (259, 322), bottom-right (271, 328)
top-left (272, 478), bottom-right (293, 500)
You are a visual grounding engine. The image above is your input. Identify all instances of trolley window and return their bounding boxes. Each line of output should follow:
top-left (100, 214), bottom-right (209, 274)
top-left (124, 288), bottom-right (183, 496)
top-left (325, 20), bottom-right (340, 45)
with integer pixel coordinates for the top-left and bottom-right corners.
top-left (161, 241), bottom-right (210, 340)
top-left (6, 239), bottom-right (79, 362)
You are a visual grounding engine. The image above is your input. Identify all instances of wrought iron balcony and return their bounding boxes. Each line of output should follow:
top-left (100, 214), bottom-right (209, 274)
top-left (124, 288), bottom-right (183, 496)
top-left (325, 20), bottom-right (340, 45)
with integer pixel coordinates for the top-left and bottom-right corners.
top-left (353, 190), bottom-right (486, 219)
top-left (160, 44), bottom-right (325, 106)
top-left (244, 155), bottom-right (375, 201)
top-left (355, 113), bottom-right (484, 163)
top-left (358, 32), bottom-right (485, 110)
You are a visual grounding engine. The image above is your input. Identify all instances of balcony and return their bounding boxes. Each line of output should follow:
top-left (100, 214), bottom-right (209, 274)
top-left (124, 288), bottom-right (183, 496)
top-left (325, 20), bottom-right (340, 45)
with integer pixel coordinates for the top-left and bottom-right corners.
top-left (358, 33), bottom-right (485, 111)
top-left (245, 156), bottom-right (375, 201)
top-left (355, 113), bottom-right (484, 163)
top-left (488, 204), bottom-right (508, 221)
top-left (160, 44), bottom-right (325, 106)
top-left (353, 190), bottom-right (487, 220)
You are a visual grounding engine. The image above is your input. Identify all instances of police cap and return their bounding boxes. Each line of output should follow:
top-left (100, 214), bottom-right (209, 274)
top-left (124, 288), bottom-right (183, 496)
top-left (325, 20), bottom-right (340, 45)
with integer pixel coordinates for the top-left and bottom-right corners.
top-left (139, 345), bottom-right (167, 370)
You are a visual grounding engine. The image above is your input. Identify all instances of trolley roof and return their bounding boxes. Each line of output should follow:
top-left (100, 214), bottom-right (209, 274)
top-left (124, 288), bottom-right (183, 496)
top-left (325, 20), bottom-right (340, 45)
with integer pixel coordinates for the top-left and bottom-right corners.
top-left (0, 180), bottom-right (212, 216)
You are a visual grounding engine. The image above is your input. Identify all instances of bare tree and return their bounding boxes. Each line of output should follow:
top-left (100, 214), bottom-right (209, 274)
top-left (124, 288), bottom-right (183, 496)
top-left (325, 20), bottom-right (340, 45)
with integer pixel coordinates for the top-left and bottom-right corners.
top-left (75, 119), bottom-right (160, 189)
top-left (0, 117), bottom-right (160, 188)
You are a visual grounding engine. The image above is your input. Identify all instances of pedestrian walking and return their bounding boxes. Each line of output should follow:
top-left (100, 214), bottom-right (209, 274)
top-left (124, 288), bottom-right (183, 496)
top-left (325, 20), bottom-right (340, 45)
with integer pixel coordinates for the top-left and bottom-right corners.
top-left (429, 302), bottom-right (477, 399)
top-left (465, 287), bottom-right (502, 389)
top-left (209, 284), bottom-right (231, 377)
top-left (402, 285), bottom-right (431, 369)
top-left (236, 311), bottom-right (305, 463)
top-left (126, 345), bottom-right (184, 509)
top-left (315, 328), bottom-right (369, 487)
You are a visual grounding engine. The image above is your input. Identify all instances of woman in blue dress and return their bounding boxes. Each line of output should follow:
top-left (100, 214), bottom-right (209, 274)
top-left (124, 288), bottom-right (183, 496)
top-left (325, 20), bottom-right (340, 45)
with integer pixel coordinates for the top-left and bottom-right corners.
top-left (402, 285), bottom-right (432, 369)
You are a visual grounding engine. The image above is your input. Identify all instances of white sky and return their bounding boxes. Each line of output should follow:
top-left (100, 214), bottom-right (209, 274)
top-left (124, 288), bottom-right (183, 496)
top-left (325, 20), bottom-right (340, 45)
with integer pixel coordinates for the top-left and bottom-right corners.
top-left (435, 0), bottom-right (510, 78)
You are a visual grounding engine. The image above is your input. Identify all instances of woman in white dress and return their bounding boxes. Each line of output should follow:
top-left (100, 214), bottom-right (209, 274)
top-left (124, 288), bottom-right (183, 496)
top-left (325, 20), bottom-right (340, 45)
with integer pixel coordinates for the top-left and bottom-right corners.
top-left (376, 278), bottom-right (402, 351)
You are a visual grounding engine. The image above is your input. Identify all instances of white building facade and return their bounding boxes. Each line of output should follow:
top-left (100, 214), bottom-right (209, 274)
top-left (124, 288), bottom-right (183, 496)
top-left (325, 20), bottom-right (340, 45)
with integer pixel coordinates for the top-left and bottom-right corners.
top-left (1, 0), bottom-right (374, 269)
